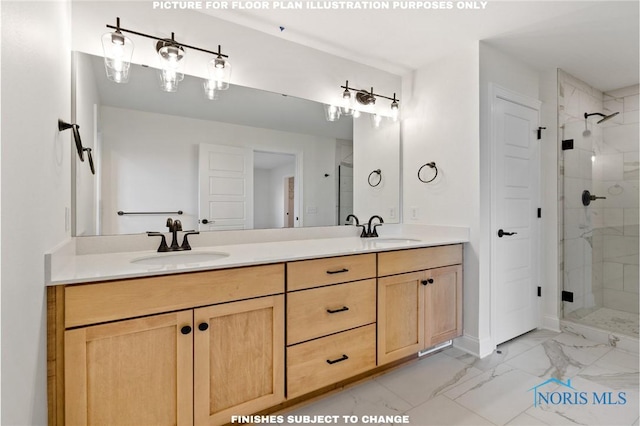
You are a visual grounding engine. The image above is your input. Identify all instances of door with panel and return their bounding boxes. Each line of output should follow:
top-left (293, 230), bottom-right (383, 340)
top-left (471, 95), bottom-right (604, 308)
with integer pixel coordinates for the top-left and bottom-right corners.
top-left (377, 271), bottom-right (425, 365)
top-left (424, 265), bottom-right (463, 348)
top-left (64, 311), bottom-right (194, 426)
top-left (194, 295), bottom-right (285, 425)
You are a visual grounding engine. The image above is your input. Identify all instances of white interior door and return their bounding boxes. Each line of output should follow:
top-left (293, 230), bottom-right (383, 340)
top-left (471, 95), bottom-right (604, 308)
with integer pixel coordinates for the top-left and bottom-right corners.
top-left (493, 93), bottom-right (540, 345)
top-left (198, 144), bottom-right (253, 231)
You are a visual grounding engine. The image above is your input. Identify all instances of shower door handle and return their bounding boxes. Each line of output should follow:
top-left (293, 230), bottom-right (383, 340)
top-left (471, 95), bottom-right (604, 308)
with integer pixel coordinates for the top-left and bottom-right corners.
top-left (582, 190), bottom-right (606, 206)
top-left (497, 229), bottom-right (517, 238)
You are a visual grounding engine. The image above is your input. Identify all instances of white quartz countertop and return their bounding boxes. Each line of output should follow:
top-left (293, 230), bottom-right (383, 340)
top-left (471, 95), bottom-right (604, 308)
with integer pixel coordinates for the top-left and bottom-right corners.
top-left (46, 225), bottom-right (468, 286)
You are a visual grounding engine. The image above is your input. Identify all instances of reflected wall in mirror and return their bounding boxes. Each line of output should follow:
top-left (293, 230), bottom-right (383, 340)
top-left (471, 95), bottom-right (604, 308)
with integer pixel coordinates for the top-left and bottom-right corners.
top-left (73, 52), bottom-right (400, 236)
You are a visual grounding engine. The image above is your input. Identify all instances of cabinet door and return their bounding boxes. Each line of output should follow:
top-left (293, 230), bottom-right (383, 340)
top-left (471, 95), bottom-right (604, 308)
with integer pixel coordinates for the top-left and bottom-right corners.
top-left (65, 311), bottom-right (194, 426)
top-left (194, 295), bottom-right (285, 426)
top-left (424, 265), bottom-right (463, 347)
top-left (377, 271), bottom-right (425, 365)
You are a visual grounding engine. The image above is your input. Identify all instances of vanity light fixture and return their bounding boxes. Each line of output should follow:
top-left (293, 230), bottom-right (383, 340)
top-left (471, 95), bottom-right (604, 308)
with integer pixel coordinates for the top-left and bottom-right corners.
top-left (340, 82), bottom-right (400, 116)
top-left (101, 18), bottom-right (134, 83)
top-left (324, 104), bottom-right (341, 122)
top-left (103, 17), bottom-right (230, 95)
top-left (341, 80), bottom-right (355, 116)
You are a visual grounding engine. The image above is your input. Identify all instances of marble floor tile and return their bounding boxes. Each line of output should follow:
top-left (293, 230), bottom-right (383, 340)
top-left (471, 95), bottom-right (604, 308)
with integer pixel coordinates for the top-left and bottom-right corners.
top-left (515, 329), bottom-right (562, 347)
top-left (404, 395), bottom-right (495, 426)
top-left (445, 338), bottom-right (535, 372)
top-left (526, 376), bottom-right (639, 426)
top-left (444, 364), bottom-right (541, 425)
top-left (375, 352), bottom-right (483, 407)
top-left (577, 349), bottom-right (639, 391)
top-left (281, 380), bottom-right (413, 425)
top-left (505, 333), bottom-right (610, 381)
top-left (505, 412), bottom-right (551, 425)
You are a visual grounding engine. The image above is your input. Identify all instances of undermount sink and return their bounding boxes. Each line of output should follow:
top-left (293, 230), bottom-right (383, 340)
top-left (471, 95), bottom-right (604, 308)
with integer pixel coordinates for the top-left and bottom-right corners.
top-left (372, 238), bottom-right (421, 245)
top-left (131, 251), bottom-right (230, 266)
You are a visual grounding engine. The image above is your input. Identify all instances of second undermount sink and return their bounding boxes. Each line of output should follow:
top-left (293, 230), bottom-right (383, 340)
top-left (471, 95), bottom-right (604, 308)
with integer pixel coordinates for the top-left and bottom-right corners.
top-left (131, 251), bottom-right (230, 266)
top-left (372, 238), bottom-right (422, 245)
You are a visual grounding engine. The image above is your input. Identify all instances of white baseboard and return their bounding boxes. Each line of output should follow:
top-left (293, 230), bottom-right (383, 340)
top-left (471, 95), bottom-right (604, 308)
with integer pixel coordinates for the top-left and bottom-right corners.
top-left (541, 314), bottom-right (561, 332)
top-left (453, 334), bottom-right (495, 359)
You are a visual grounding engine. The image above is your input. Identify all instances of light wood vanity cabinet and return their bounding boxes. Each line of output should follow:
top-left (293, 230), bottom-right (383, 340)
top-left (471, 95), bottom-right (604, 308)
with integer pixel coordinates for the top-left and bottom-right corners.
top-left (54, 264), bottom-right (285, 426)
top-left (286, 254), bottom-right (377, 398)
top-left (49, 244), bottom-right (464, 424)
top-left (377, 245), bottom-right (463, 365)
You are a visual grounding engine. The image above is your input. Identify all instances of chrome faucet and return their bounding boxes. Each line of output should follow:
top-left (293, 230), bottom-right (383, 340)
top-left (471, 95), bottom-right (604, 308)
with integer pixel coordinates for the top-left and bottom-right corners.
top-left (147, 218), bottom-right (199, 252)
top-left (364, 215), bottom-right (384, 238)
top-left (345, 214), bottom-right (367, 237)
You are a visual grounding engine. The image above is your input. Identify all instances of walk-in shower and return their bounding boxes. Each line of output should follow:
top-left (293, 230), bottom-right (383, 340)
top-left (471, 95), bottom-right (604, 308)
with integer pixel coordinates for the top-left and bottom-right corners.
top-left (559, 71), bottom-right (639, 344)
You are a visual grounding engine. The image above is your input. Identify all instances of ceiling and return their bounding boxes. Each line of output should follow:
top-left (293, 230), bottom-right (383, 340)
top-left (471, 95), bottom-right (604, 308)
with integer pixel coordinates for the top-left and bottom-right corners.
top-left (203, 1), bottom-right (639, 92)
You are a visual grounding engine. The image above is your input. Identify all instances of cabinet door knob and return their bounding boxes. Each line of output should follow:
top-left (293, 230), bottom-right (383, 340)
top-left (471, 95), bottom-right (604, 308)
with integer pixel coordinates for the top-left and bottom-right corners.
top-left (428, 278), bottom-right (434, 284)
top-left (180, 325), bottom-right (192, 335)
top-left (421, 280), bottom-right (429, 286)
top-left (198, 323), bottom-right (209, 331)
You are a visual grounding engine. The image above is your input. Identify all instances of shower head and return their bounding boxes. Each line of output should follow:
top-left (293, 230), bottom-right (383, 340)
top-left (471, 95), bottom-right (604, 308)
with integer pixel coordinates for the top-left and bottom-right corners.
top-left (584, 111), bottom-right (620, 124)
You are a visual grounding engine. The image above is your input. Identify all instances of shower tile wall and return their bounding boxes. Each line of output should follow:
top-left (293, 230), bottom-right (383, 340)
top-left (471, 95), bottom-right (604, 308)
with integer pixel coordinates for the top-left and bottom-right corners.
top-left (597, 84), bottom-right (639, 314)
top-left (558, 69), bottom-right (604, 314)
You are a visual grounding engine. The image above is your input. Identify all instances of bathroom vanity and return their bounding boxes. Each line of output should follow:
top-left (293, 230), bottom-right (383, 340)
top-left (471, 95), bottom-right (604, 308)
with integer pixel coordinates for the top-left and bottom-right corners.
top-left (46, 231), bottom-right (465, 425)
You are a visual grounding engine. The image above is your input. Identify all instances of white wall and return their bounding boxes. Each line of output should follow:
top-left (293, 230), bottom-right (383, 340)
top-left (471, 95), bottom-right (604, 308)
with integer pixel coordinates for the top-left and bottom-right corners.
top-left (402, 44), bottom-right (483, 354)
top-left (71, 1), bottom-right (401, 116)
top-left (353, 115), bottom-right (400, 223)
top-left (1, 1), bottom-right (71, 424)
top-left (100, 106), bottom-right (337, 234)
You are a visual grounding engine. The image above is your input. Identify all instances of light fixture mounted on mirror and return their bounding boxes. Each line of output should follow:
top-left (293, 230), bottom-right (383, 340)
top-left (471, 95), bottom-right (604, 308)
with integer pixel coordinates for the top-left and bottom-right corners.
top-left (103, 17), bottom-right (231, 96)
top-left (340, 80), bottom-right (400, 121)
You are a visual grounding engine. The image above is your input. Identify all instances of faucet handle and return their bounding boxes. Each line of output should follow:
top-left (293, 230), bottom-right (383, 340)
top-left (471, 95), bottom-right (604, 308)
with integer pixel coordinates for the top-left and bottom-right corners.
top-left (372, 223), bottom-right (383, 237)
top-left (181, 231), bottom-right (199, 251)
top-left (147, 232), bottom-right (169, 252)
top-left (357, 224), bottom-right (367, 237)
top-left (166, 218), bottom-right (173, 229)
top-left (174, 220), bottom-right (183, 231)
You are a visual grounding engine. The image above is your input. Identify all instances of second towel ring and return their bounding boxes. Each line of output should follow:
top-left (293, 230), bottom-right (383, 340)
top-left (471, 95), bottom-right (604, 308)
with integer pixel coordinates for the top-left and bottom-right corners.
top-left (418, 162), bottom-right (438, 183)
top-left (368, 169), bottom-right (382, 187)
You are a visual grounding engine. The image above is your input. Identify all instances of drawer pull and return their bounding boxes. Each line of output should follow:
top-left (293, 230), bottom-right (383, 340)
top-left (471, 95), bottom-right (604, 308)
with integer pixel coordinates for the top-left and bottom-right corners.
top-left (326, 268), bottom-right (349, 275)
top-left (326, 354), bottom-right (349, 365)
top-left (326, 306), bottom-right (350, 314)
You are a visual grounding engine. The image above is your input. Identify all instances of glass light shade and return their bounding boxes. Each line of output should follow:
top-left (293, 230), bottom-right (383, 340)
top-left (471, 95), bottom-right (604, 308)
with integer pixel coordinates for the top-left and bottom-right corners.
top-left (390, 102), bottom-right (400, 122)
top-left (342, 97), bottom-right (355, 116)
top-left (324, 104), bottom-right (341, 122)
top-left (158, 68), bottom-right (184, 92)
top-left (157, 42), bottom-right (185, 92)
top-left (352, 109), bottom-right (361, 118)
top-left (203, 79), bottom-right (220, 100)
top-left (101, 31), bottom-right (134, 83)
top-left (207, 56), bottom-right (231, 91)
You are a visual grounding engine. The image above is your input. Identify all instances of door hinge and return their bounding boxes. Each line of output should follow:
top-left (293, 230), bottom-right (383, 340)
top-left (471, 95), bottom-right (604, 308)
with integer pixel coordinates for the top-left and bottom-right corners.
top-left (562, 139), bottom-right (574, 150)
top-left (537, 208), bottom-right (541, 218)
top-left (537, 127), bottom-right (547, 140)
top-left (537, 286), bottom-right (541, 297)
top-left (561, 291), bottom-right (574, 302)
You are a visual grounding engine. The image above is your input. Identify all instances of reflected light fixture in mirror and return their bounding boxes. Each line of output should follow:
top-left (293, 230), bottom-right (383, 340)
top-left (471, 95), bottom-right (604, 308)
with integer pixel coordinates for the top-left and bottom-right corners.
top-left (156, 36), bottom-right (186, 92)
top-left (324, 104), bottom-right (341, 121)
top-left (101, 17), bottom-right (134, 83)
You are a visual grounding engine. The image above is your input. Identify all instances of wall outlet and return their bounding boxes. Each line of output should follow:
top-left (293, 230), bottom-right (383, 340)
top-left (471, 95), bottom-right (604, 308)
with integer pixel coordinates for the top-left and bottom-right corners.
top-left (411, 206), bottom-right (419, 220)
top-left (389, 207), bottom-right (396, 219)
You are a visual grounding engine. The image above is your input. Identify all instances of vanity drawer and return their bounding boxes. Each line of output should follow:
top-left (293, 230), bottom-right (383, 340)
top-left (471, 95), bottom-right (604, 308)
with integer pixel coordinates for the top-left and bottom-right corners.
top-left (287, 254), bottom-right (376, 291)
top-left (287, 324), bottom-right (376, 398)
top-left (64, 264), bottom-right (284, 328)
top-left (378, 244), bottom-right (462, 277)
top-left (287, 279), bottom-right (376, 345)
